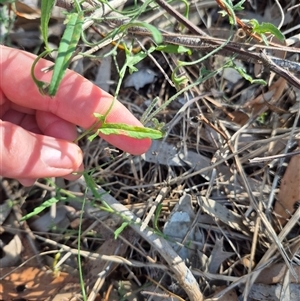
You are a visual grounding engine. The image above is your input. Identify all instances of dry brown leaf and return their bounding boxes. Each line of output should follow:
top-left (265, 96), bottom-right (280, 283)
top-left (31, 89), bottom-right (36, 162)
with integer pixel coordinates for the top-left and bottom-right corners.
top-left (227, 77), bottom-right (287, 126)
top-left (0, 266), bottom-right (77, 300)
top-left (255, 263), bottom-right (300, 284)
top-left (226, 110), bottom-right (249, 126)
top-left (212, 286), bottom-right (238, 301)
top-left (274, 150), bottom-right (300, 225)
top-left (243, 77), bottom-right (287, 115)
top-left (14, 1), bottom-right (41, 19)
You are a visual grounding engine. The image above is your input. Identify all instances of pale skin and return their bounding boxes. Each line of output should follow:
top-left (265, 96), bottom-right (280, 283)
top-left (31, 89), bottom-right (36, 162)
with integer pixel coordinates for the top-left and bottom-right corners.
top-left (0, 46), bottom-right (151, 186)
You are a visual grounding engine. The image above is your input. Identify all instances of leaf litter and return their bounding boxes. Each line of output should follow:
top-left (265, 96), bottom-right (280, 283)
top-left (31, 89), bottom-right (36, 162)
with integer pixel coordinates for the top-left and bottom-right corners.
top-left (1, 0), bottom-right (300, 300)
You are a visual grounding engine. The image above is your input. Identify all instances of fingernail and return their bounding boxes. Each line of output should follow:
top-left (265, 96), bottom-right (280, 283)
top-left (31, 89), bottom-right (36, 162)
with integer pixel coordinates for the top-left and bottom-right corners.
top-left (41, 143), bottom-right (82, 169)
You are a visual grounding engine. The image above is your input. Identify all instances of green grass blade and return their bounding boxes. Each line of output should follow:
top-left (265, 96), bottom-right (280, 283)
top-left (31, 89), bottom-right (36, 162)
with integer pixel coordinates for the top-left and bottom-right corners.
top-left (48, 12), bottom-right (83, 96)
top-left (40, 0), bottom-right (55, 50)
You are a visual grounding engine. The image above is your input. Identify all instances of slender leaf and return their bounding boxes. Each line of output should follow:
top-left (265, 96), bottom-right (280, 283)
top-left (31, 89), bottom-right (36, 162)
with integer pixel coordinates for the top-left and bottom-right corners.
top-left (232, 64), bottom-right (267, 85)
top-left (233, 0), bottom-right (245, 11)
top-left (154, 204), bottom-right (163, 231)
top-left (98, 123), bottom-right (164, 139)
top-left (40, 0), bottom-right (55, 50)
top-left (114, 222), bottom-right (129, 239)
top-left (20, 197), bottom-right (61, 220)
top-left (134, 22), bottom-right (162, 44)
top-left (48, 12), bottom-right (83, 96)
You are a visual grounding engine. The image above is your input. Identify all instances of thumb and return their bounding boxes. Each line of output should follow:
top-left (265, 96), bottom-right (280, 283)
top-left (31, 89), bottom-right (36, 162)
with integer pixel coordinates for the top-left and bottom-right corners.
top-left (0, 121), bottom-right (83, 180)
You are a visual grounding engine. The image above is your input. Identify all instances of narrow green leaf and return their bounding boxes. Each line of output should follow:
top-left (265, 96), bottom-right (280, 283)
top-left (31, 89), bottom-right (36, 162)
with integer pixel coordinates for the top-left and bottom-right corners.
top-left (171, 67), bottom-right (189, 89)
top-left (233, 65), bottom-right (267, 85)
top-left (114, 222), bottom-right (129, 239)
top-left (100, 124), bottom-right (164, 139)
top-left (20, 197), bottom-right (60, 221)
top-left (40, 0), bottom-right (55, 50)
top-left (233, 0), bottom-right (245, 11)
top-left (135, 22), bottom-right (162, 44)
top-left (87, 132), bottom-right (98, 142)
top-left (48, 12), bottom-right (83, 96)
top-left (154, 204), bottom-right (163, 231)
top-left (94, 120), bottom-right (164, 140)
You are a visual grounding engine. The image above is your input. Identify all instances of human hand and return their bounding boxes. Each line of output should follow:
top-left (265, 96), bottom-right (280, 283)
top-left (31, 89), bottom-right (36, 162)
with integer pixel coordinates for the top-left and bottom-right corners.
top-left (0, 46), bottom-right (151, 186)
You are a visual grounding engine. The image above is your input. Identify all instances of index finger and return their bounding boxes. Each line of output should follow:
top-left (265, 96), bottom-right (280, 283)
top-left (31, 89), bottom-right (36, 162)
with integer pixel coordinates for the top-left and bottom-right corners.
top-left (0, 46), bottom-right (151, 155)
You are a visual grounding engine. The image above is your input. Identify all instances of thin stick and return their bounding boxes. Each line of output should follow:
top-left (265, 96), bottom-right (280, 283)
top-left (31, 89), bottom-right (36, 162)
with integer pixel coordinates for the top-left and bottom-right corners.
top-left (91, 186), bottom-right (205, 301)
top-left (124, 25), bottom-right (300, 89)
top-left (259, 50), bottom-right (300, 89)
top-left (154, 0), bottom-right (208, 36)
